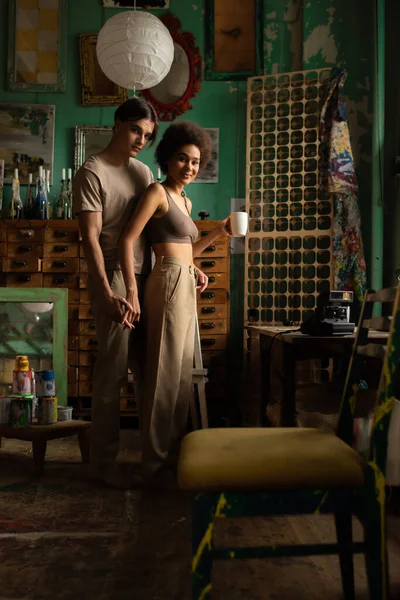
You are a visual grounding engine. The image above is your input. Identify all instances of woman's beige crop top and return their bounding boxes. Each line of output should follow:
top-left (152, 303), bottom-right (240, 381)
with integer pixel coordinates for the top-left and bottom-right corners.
top-left (146, 186), bottom-right (198, 245)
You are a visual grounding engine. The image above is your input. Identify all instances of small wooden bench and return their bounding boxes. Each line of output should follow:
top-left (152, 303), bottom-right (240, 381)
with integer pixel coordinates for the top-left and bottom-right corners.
top-left (0, 419), bottom-right (91, 476)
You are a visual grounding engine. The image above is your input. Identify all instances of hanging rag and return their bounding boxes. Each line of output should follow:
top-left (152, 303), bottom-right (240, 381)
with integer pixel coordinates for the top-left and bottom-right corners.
top-left (319, 67), bottom-right (367, 302)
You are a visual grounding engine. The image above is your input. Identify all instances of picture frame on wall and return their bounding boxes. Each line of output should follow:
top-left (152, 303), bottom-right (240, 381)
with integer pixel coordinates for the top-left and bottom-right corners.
top-left (79, 34), bottom-right (127, 107)
top-left (7, 0), bottom-right (68, 93)
top-left (204, 0), bottom-right (263, 81)
top-left (103, 0), bottom-right (169, 7)
top-left (74, 126), bottom-right (113, 173)
top-left (194, 128), bottom-right (219, 184)
top-left (0, 103), bottom-right (55, 185)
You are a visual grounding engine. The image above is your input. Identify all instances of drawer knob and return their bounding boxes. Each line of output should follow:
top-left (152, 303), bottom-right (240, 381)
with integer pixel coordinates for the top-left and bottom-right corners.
top-left (201, 291), bottom-right (215, 299)
top-left (201, 261), bottom-right (215, 268)
top-left (208, 276), bottom-right (215, 284)
top-left (200, 230), bottom-right (211, 237)
top-left (53, 276), bottom-right (68, 284)
top-left (89, 322), bottom-right (96, 330)
top-left (19, 229), bottom-right (34, 238)
top-left (12, 260), bottom-right (27, 267)
top-left (198, 211), bottom-right (209, 220)
top-left (201, 307), bottom-right (215, 314)
top-left (201, 322), bottom-right (215, 330)
top-left (201, 338), bottom-right (216, 346)
top-left (53, 260), bottom-right (67, 267)
top-left (89, 339), bottom-right (98, 346)
top-left (17, 275), bottom-right (31, 283)
top-left (205, 245), bottom-right (216, 252)
top-left (54, 245), bottom-right (68, 252)
top-left (55, 230), bottom-right (69, 237)
top-left (18, 245), bottom-right (32, 253)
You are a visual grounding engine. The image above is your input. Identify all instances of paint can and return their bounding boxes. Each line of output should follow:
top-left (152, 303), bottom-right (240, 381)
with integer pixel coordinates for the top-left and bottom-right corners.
top-left (35, 370), bottom-right (56, 397)
top-left (38, 396), bottom-right (57, 425)
top-left (31, 367), bottom-right (36, 396)
top-left (26, 395), bottom-right (38, 421)
top-left (57, 405), bottom-right (73, 422)
top-left (15, 355), bottom-right (29, 371)
top-left (10, 398), bottom-right (32, 428)
top-left (12, 369), bottom-right (32, 394)
top-left (33, 396), bottom-right (37, 421)
top-left (0, 396), bottom-right (13, 424)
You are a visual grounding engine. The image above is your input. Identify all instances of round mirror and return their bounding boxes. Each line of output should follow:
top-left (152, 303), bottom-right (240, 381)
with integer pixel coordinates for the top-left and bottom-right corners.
top-left (142, 14), bottom-right (202, 121)
top-left (150, 43), bottom-right (190, 105)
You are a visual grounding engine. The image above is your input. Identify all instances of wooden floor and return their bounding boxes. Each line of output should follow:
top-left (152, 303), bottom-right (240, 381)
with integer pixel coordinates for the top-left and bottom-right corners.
top-left (1, 433), bottom-right (400, 599)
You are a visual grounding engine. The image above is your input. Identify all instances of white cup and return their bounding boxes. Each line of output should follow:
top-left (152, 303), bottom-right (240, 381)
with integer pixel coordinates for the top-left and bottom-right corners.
top-left (230, 211), bottom-right (248, 237)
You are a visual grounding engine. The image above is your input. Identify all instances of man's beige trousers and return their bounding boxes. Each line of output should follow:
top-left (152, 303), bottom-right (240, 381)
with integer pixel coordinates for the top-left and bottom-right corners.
top-left (89, 270), bottom-right (146, 469)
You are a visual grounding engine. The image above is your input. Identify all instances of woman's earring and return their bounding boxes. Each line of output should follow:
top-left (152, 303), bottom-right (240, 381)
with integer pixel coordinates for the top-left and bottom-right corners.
top-left (181, 188), bottom-right (186, 198)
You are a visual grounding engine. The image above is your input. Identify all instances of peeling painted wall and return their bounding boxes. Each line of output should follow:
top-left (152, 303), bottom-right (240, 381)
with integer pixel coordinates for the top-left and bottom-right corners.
top-left (383, 0), bottom-right (400, 286)
top-left (264, 0), bottom-right (374, 281)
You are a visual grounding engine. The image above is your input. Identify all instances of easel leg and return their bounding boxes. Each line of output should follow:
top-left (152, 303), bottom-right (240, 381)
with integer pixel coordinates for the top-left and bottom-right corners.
top-left (193, 316), bottom-right (209, 429)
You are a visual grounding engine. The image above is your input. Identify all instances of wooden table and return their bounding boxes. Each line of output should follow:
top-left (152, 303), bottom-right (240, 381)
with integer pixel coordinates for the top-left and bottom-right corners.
top-left (0, 419), bottom-right (91, 476)
top-left (247, 326), bottom-right (388, 427)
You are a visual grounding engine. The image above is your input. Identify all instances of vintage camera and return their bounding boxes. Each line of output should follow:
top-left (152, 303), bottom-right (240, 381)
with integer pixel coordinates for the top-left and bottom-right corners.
top-left (301, 290), bottom-right (355, 336)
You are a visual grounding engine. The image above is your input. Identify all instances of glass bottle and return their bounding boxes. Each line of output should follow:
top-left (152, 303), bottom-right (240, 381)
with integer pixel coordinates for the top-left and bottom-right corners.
top-left (66, 168), bottom-right (73, 220)
top-left (11, 169), bottom-right (23, 219)
top-left (45, 169), bottom-right (52, 219)
top-left (35, 166), bottom-right (46, 220)
top-left (25, 173), bottom-right (35, 219)
top-left (56, 169), bottom-right (65, 219)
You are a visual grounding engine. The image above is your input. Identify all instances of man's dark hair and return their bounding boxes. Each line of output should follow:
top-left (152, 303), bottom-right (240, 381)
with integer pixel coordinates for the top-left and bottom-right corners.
top-left (155, 121), bottom-right (211, 174)
top-left (114, 97), bottom-right (159, 145)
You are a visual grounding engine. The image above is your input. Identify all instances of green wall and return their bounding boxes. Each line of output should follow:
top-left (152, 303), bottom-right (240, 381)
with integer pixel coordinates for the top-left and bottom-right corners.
top-left (0, 1), bottom-right (374, 234)
top-left (0, 0), bottom-right (246, 219)
top-left (262, 0), bottom-right (374, 282)
top-left (383, 0), bottom-right (400, 286)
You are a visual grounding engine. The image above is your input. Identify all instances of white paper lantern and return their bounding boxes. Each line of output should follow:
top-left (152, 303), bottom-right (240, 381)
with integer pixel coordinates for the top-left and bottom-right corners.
top-left (96, 11), bottom-right (174, 91)
top-left (22, 303), bottom-right (53, 313)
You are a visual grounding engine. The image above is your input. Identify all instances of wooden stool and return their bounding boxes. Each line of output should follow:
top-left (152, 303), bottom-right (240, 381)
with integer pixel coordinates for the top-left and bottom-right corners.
top-left (0, 419), bottom-right (91, 476)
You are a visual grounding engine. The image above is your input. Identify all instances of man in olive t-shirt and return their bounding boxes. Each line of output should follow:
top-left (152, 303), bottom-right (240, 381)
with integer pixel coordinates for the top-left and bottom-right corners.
top-left (73, 97), bottom-right (158, 489)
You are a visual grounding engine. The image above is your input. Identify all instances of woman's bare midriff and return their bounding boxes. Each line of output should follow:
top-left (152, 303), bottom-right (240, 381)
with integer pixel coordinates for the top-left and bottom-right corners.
top-left (152, 242), bottom-right (194, 266)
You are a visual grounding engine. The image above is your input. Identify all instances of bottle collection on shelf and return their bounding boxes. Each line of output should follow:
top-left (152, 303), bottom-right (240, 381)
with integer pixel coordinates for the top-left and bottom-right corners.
top-left (9, 167), bottom-right (74, 220)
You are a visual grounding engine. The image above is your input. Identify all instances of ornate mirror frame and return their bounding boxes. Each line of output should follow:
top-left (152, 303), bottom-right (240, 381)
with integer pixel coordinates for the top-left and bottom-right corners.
top-left (142, 14), bottom-right (202, 121)
top-left (74, 125), bottom-right (112, 173)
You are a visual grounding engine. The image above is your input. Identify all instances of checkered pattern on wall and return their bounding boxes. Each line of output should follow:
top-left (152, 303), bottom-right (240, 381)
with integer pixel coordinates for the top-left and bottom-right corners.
top-left (15, 0), bottom-right (60, 85)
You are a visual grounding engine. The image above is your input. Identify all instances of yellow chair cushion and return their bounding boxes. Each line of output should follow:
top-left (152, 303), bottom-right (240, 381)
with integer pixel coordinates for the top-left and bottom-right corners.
top-left (178, 428), bottom-right (365, 491)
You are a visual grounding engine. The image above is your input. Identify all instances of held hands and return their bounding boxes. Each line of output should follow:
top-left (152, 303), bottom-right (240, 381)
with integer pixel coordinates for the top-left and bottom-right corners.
top-left (217, 216), bottom-right (232, 238)
top-left (121, 290), bottom-right (141, 330)
top-left (103, 293), bottom-right (134, 327)
top-left (196, 267), bottom-right (209, 293)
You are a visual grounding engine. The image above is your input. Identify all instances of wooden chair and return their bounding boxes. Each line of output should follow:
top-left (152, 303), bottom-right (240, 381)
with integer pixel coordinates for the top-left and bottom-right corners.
top-left (178, 286), bottom-right (400, 599)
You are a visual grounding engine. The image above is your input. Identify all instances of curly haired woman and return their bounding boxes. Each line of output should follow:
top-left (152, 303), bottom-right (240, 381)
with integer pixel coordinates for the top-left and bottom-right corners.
top-left (119, 121), bottom-right (231, 484)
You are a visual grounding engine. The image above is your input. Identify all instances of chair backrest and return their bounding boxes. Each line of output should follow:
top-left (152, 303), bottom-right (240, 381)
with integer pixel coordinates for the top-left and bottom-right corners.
top-left (336, 286), bottom-right (400, 474)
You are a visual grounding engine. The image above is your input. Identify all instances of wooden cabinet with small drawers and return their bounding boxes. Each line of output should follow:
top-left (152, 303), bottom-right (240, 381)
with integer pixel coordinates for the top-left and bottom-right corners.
top-left (195, 219), bottom-right (230, 405)
top-left (0, 218), bottom-right (231, 415)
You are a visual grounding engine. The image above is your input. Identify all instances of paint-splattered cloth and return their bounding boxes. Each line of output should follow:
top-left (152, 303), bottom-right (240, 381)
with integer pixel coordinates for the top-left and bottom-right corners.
top-left (319, 67), bottom-right (366, 302)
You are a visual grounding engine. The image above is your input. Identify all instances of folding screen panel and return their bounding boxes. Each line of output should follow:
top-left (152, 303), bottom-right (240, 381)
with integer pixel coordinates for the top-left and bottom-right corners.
top-left (245, 68), bottom-right (333, 326)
